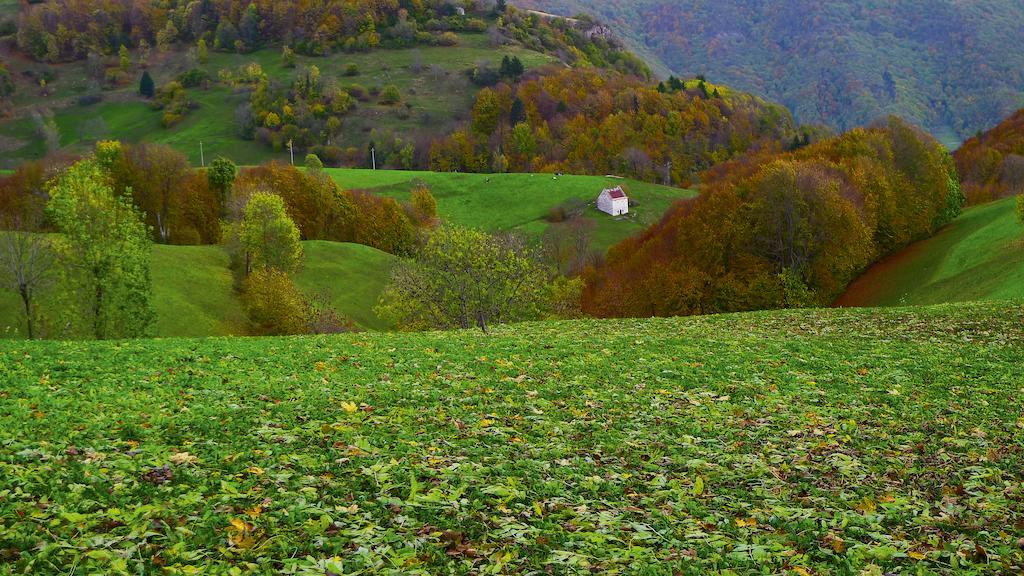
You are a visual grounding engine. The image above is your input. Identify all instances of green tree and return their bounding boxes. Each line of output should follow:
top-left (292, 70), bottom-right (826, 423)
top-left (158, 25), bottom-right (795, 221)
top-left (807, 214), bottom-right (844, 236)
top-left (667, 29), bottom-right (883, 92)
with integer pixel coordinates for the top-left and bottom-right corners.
top-left (118, 45), bottom-right (130, 72)
top-left (46, 160), bottom-right (154, 339)
top-left (156, 20), bottom-right (179, 52)
top-left (305, 153), bottom-right (323, 171)
top-left (197, 38), bottom-right (208, 64)
top-left (207, 157), bottom-right (237, 210)
top-left (282, 45), bottom-right (296, 68)
top-left (239, 192), bottom-right (302, 274)
top-left (375, 225), bottom-right (549, 331)
top-left (139, 70), bottom-right (155, 98)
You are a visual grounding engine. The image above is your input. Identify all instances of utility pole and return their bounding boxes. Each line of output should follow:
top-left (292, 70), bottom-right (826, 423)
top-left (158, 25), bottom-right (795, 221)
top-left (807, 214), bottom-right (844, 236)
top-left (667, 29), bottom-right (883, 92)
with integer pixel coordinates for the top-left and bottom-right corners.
top-left (371, 147), bottom-right (376, 170)
top-left (200, 141), bottom-right (205, 167)
top-left (288, 139), bottom-right (294, 165)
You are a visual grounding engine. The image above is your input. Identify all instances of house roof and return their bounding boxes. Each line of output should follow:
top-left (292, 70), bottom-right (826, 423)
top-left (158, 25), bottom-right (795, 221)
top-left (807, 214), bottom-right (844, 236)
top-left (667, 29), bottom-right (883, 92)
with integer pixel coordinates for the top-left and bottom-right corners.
top-left (603, 186), bottom-right (627, 199)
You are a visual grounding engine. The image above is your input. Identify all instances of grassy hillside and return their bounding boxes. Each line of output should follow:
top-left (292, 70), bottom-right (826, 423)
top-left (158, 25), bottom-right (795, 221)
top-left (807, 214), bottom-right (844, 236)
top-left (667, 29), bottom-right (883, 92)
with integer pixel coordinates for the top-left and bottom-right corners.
top-left (293, 241), bottom-right (395, 331)
top-left (0, 240), bottom-right (395, 338)
top-left (0, 35), bottom-right (554, 167)
top-left (2, 302), bottom-right (1023, 573)
top-left (836, 197), bottom-right (1024, 307)
top-left (326, 169), bottom-right (697, 252)
top-left (515, 0), bottom-right (1024, 143)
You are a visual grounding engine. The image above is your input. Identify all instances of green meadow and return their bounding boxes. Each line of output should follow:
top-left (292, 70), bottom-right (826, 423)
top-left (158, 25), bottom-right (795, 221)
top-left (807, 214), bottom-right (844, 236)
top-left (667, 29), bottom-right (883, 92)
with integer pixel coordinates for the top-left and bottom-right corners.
top-left (2, 301), bottom-right (1022, 573)
top-left (326, 169), bottom-right (696, 252)
top-left (837, 196), bottom-right (1024, 307)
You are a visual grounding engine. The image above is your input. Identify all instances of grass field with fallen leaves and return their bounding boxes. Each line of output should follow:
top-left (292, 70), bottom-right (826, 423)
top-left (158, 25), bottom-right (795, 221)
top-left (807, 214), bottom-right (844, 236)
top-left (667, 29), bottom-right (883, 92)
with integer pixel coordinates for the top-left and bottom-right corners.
top-left (2, 302), bottom-right (1023, 574)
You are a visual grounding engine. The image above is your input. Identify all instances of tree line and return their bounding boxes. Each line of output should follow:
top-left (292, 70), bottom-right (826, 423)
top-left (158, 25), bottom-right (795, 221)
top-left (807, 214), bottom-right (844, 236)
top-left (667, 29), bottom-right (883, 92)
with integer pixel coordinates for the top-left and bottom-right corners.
top-left (0, 143), bottom-right (435, 254)
top-left (14, 0), bottom-right (646, 78)
top-left (583, 117), bottom-right (964, 317)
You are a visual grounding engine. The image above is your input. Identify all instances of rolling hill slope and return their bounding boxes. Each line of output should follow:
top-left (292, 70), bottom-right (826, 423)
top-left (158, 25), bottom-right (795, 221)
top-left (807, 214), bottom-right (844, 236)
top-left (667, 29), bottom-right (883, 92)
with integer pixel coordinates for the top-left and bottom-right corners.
top-left (2, 301), bottom-right (1022, 573)
top-left (836, 197), bottom-right (1024, 307)
top-left (325, 169), bottom-right (696, 252)
top-left (0, 240), bottom-right (395, 338)
top-left (0, 35), bottom-right (555, 167)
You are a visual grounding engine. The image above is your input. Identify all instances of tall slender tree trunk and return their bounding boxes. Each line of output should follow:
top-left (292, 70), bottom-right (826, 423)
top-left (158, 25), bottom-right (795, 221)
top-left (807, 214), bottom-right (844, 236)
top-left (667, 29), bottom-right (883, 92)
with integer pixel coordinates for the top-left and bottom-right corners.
top-left (18, 285), bottom-right (34, 339)
top-left (93, 282), bottom-right (104, 340)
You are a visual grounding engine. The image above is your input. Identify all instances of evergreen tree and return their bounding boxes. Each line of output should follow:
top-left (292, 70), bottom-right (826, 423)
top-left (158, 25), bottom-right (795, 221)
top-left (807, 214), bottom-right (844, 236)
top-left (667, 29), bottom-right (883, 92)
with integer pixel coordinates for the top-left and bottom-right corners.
top-left (510, 97), bottom-right (526, 125)
top-left (139, 70), bottom-right (155, 98)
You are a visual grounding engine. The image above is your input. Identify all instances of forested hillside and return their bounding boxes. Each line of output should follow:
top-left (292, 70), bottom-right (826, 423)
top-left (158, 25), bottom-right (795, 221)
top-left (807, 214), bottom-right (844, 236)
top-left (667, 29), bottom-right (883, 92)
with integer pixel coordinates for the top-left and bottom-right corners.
top-left (0, 1), bottom-right (645, 167)
top-left (430, 67), bottom-right (797, 184)
top-left (584, 117), bottom-right (963, 317)
top-left (954, 109), bottom-right (1024, 205)
top-left (514, 0), bottom-right (1024, 145)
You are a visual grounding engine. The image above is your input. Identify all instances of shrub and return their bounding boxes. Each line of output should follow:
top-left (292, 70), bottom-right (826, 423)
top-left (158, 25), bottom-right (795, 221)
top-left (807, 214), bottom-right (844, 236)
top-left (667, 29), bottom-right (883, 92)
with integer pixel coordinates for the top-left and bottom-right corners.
top-left (344, 63), bottom-right (360, 76)
top-left (437, 31), bottom-right (459, 46)
top-left (468, 64), bottom-right (500, 87)
top-left (1017, 194), bottom-right (1024, 225)
top-left (309, 144), bottom-right (344, 167)
top-left (241, 268), bottom-right (310, 335)
top-left (347, 84), bottom-right (369, 101)
top-left (307, 293), bottom-right (357, 334)
top-left (379, 85), bottom-right (402, 105)
top-left (177, 68), bottom-right (210, 88)
top-left (77, 93), bottom-right (103, 106)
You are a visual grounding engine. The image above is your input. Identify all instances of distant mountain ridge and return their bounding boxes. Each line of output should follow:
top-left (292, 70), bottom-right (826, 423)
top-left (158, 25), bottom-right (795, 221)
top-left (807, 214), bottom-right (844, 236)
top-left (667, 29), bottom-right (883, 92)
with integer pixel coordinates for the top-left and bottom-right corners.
top-left (513, 0), bottom-right (1024, 146)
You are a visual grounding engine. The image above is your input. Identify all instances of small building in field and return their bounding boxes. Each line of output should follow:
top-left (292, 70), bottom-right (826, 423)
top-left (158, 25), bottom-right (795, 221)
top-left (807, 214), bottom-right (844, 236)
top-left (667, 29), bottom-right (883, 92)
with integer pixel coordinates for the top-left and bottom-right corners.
top-left (597, 186), bottom-right (629, 216)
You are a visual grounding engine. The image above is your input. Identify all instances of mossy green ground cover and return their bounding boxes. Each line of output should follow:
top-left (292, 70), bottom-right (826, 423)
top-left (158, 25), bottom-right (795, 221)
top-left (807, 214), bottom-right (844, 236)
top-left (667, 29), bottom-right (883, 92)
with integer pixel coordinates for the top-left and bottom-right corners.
top-left (2, 302), bottom-right (1023, 574)
top-left (326, 169), bottom-right (696, 252)
top-left (837, 197), bottom-right (1024, 307)
top-left (0, 241), bottom-right (394, 338)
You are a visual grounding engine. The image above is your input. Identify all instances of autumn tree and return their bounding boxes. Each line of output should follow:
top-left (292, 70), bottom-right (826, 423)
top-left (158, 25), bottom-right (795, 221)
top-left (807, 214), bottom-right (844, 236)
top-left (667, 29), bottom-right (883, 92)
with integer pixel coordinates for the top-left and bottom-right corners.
top-left (409, 183), bottom-right (438, 224)
top-left (376, 225), bottom-right (549, 331)
top-left (583, 117), bottom-right (959, 318)
top-left (114, 143), bottom-right (191, 243)
top-left (242, 267), bottom-right (311, 335)
top-left (46, 160), bottom-right (154, 339)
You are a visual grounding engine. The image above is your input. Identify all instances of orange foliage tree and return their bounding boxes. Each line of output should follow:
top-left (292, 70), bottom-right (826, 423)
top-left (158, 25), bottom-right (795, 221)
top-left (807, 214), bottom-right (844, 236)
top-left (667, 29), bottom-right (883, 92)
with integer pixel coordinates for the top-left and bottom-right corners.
top-left (954, 109), bottom-right (1024, 205)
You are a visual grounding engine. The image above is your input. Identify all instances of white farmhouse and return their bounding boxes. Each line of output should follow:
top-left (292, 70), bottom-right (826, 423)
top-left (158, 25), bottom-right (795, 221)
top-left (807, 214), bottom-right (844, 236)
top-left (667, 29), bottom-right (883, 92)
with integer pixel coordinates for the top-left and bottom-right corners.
top-left (597, 186), bottom-right (629, 216)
